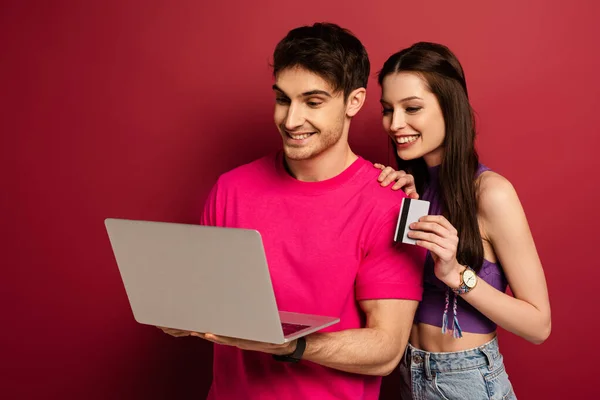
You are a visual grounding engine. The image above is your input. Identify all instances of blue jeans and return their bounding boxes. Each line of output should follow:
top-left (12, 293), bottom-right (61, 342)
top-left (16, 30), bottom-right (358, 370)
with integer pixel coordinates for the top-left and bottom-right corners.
top-left (399, 337), bottom-right (516, 400)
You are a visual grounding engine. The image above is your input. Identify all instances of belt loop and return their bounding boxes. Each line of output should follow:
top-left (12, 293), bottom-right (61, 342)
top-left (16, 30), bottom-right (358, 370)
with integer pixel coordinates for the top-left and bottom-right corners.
top-left (481, 346), bottom-right (494, 370)
top-left (424, 352), bottom-right (433, 381)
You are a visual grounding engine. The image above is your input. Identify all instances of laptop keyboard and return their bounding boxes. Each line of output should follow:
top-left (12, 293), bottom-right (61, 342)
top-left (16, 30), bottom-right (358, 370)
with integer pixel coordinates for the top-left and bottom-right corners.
top-left (281, 322), bottom-right (310, 336)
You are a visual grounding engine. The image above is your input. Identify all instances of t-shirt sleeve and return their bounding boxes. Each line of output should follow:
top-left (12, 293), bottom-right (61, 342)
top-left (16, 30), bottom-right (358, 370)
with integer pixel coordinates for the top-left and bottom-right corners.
top-left (355, 205), bottom-right (425, 301)
top-left (200, 178), bottom-right (222, 227)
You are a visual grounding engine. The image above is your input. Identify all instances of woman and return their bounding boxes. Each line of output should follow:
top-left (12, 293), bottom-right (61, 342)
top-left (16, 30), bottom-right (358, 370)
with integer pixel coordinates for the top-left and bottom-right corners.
top-left (374, 42), bottom-right (550, 399)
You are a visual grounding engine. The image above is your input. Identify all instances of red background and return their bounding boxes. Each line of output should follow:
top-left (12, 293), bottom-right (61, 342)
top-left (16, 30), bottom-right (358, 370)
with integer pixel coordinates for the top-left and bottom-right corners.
top-left (2, 1), bottom-right (599, 398)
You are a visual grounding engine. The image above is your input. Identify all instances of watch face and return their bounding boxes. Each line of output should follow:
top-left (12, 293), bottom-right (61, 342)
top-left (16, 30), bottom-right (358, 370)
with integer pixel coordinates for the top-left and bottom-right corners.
top-left (463, 269), bottom-right (477, 288)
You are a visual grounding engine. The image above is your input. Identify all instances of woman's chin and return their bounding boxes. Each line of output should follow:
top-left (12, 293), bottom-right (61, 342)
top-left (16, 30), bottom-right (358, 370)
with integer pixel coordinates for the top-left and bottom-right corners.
top-left (395, 149), bottom-right (423, 161)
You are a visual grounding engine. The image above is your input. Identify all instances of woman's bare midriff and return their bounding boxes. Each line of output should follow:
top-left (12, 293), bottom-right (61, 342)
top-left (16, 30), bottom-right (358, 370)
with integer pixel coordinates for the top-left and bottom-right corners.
top-left (409, 322), bottom-right (496, 353)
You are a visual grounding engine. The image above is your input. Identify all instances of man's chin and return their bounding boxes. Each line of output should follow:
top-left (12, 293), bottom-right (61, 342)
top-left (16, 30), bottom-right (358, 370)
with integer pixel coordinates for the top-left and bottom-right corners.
top-left (283, 147), bottom-right (314, 161)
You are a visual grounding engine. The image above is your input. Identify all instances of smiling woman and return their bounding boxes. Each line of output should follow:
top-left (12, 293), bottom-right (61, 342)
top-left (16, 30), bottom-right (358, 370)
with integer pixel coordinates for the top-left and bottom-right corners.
top-left (375, 42), bottom-right (552, 400)
top-left (380, 72), bottom-right (447, 168)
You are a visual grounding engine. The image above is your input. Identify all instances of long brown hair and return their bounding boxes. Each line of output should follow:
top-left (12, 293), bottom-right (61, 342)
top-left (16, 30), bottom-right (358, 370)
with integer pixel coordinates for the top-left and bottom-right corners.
top-left (378, 42), bottom-right (484, 271)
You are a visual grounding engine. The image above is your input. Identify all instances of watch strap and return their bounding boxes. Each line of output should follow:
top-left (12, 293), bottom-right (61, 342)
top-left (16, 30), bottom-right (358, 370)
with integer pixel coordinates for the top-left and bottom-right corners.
top-left (451, 266), bottom-right (476, 295)
top-left (272, 337), bottom-right (306, 363)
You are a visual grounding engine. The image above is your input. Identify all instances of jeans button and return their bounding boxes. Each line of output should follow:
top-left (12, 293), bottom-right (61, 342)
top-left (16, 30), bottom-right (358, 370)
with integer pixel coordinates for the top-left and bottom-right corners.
top-left (413, 355), bottom-right (422, 363)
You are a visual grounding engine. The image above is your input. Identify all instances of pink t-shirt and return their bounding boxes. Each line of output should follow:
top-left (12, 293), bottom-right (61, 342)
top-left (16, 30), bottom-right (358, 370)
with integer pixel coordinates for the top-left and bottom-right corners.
top-left (202, 152), bottom-right (424, 400)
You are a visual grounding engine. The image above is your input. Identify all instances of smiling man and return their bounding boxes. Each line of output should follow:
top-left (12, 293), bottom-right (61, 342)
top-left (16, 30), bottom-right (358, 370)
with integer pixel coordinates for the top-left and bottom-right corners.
top-left (160, 23), bottom-right (425, 400)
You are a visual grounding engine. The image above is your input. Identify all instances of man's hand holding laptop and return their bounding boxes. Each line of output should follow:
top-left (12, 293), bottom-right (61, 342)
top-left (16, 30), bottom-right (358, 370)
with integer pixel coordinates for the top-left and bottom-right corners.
top-left (158, 326), bottom-right (297, 355)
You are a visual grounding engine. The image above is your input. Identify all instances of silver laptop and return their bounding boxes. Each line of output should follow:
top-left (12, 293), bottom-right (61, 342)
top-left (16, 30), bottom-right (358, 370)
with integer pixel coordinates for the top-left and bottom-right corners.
top-left (104, 218), bottom-right (339, 344)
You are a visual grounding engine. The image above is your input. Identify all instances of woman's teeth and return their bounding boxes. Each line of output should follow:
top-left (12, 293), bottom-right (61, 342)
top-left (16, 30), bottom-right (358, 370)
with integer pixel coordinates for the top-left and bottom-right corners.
top-left (397, 135), bottom-right (420, 144)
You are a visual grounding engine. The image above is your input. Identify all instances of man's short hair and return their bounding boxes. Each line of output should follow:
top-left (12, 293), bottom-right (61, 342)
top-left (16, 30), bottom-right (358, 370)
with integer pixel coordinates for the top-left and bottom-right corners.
top-left (272, 22), bottom-right (370, 99)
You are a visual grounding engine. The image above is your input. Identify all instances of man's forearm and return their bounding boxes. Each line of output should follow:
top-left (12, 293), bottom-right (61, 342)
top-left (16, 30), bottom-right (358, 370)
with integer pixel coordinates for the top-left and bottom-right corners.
top-left (301, 328), bottom-right (408, 376)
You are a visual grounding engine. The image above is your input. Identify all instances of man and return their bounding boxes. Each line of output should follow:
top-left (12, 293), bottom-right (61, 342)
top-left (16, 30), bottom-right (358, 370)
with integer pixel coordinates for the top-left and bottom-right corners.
top-left (161, 23), bottom-right (425, 400)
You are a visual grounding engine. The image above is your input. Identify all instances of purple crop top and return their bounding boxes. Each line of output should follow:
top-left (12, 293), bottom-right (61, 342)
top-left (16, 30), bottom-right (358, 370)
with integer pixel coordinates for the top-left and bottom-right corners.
top-left (414, 164), bottom-right (508, 335)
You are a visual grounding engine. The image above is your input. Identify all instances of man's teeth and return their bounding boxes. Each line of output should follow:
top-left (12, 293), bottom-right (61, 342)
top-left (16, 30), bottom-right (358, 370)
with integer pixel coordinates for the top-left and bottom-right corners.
top-left (289, 133), bottom-right (312, 140)
top-left (397, 135), bottom-right (420, 144)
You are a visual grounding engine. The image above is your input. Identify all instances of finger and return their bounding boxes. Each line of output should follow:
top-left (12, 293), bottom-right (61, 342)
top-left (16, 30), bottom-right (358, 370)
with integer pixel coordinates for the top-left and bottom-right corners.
top-left (410, 221), bottom-right (451, 238)
top-left (407, 230), bottom-right (452, 249)
top-left (393, 181), bottom-right (419, 198)
top-left (380, 168), bottom-right (404, 186)
top-left (390, 173), bottom-right (412, 190)
top-left (197, 333), bottom-right (220, 343)
top-left (390, 176), bottom-right (407, 190)
top-left (377, 166), bottom-right (397, 182)
top-left (201, 335), bottom-right (223, 344)
top-left (414, 239), bottom-right (452, 259)
top-left (390, 180), bottom-right (406, 190)
top-left (419, 215), bottom-right (457, 234)
top-left (378, 166), bottom-right (396, 180)
top-left (166, 332), bottom-right (187, 337)
top-left (204, 333), bottom-right (239, 346)
top-left (382, 172), bottom-right (406, 187)
top-left (158, 327), bottom-right (184, 336)
top-left (373, 163), bottom-right (385, 170)
top-left (398, 174), bottom-right (416, 193)
top-left (209, 334), bottom-right (282, 352)
top-left (381, 173), bottom-right (401, 187)
top-left (389, 177), bottom-right (409, 190)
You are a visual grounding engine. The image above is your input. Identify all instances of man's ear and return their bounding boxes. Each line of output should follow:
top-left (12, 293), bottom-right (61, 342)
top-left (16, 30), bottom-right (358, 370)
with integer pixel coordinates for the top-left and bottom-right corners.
top-left (345, 88), bottom-right (367, 118)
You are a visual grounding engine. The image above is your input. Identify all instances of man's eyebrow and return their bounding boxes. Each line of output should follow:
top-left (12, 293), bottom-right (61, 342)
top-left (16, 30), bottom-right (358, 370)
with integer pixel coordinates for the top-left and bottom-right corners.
top-left (272, 85), bottom-right (332, 98)
top-left (301, 90), bottom-right (332, 98)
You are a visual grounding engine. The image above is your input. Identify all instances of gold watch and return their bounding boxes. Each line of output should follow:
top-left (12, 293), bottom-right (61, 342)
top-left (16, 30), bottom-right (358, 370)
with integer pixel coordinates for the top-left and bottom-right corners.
top-left (452, 266), bottom-right (477, 295)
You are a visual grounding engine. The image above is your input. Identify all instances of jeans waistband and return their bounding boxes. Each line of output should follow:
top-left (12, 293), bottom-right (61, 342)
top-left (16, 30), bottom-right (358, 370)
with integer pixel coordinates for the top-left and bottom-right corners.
top-left (404, 336), bottom-right (501, 379)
